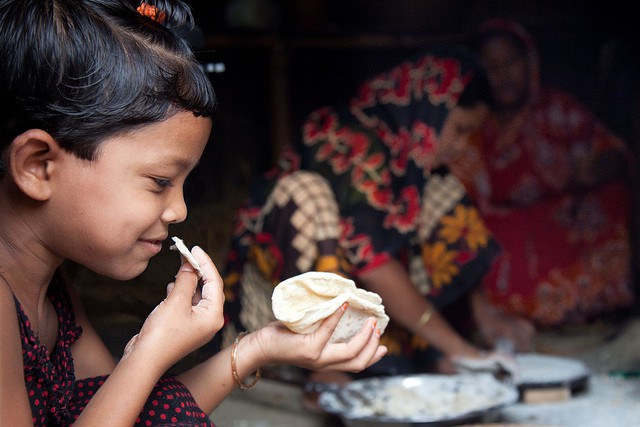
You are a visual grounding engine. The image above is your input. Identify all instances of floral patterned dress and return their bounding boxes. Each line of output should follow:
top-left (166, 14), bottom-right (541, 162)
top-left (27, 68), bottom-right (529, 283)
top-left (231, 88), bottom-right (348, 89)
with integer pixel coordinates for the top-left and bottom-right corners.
top-left (220, 47), bottom-right (500, 373)
top-left (16, 275), bottom-right (214, 426)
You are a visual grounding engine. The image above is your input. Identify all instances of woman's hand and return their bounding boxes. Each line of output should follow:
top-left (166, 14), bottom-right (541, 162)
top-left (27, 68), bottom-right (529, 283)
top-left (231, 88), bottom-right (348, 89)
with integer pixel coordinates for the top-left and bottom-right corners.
top-left (471, 288), bottom-right (535, 353)
top-left (451, 349), bottom-right (520, 380)
top-left (242, 303), bottom-right (388, 374)
top-left (122, 246), bottom-right (225, 371)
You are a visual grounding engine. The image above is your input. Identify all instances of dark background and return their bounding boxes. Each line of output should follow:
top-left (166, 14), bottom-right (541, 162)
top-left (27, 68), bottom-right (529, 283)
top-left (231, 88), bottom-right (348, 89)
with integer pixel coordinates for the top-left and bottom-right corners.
top-left (181, 0), bottom-right (639, 207)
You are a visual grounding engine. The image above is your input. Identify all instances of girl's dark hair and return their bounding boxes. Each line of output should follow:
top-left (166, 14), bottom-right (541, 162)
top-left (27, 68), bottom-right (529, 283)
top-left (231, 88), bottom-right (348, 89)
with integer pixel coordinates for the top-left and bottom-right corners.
top-left (0, 0), bottom-right (217, 176)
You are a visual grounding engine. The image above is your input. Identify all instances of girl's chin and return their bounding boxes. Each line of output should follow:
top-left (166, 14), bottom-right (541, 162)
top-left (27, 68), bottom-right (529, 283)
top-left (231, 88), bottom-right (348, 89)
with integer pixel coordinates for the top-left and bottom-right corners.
top-left (91, 261), bottom-right (151, 282)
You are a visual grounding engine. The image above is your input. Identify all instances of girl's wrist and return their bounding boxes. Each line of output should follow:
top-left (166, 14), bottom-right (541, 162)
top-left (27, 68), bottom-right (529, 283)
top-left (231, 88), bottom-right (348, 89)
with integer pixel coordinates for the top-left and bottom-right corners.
top-left (231, 332), bottom-right (261, 389)
top-left (124, 331), bottom-right (191, 377)
top-left (231, 331), bottom-right (267, 388)
top-left (115, 344), bottom-right (167, 383)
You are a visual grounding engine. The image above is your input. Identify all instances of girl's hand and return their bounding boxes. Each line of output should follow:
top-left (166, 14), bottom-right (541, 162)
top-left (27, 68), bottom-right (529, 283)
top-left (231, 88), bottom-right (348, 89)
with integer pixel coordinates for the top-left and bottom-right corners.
top-left (243, 303), bottom-right (388, 373)
top-left (122, 246), bottom-right (225, 370)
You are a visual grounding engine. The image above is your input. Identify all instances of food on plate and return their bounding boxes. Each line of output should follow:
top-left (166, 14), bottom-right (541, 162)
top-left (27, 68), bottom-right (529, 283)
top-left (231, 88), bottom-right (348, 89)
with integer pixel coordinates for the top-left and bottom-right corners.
top-left (170, 236), bottom-right (204, 277)
top-left (318, 373), bottom-right (519, 422)
top-left (271, 271), bottom-right (389, 343)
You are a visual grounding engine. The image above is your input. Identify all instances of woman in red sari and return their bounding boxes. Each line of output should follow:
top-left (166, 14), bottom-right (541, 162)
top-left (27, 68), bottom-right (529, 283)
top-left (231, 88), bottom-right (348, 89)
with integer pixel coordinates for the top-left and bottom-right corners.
top-left (450, 19), bottom-right (636, 332)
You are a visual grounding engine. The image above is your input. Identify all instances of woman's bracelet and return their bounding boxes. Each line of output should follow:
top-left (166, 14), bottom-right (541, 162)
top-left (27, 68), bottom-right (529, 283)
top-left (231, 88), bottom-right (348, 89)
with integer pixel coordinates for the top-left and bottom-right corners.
top-left (411, 304), bottom-right (434, 333)
top-left (231, 331), bottom-right (261, 390)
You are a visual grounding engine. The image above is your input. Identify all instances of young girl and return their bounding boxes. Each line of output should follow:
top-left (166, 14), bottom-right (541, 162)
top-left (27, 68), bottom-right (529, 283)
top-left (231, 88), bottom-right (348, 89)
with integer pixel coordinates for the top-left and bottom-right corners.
top-left (0, 1), bottom-right (386, 426)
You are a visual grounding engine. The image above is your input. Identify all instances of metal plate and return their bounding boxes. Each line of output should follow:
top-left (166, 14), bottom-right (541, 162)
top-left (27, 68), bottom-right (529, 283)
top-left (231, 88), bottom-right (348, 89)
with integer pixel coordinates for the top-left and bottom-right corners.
top-left (514, 353), bottom-right (590, 392)
top-left (318, 373), bottom-right (519, 426)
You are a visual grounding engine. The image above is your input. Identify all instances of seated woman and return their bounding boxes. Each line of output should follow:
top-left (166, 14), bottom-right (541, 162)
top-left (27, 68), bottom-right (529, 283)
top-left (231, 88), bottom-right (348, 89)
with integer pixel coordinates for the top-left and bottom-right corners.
top-left (449, 19), bottom-right (636, 335)
top-left (217, 45), bottom-right (527, 397)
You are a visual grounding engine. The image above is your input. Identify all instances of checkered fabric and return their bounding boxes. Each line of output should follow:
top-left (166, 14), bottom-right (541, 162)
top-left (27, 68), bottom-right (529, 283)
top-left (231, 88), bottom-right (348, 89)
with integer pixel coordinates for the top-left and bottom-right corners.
top-left (263, 171), bottom-right (340, 272)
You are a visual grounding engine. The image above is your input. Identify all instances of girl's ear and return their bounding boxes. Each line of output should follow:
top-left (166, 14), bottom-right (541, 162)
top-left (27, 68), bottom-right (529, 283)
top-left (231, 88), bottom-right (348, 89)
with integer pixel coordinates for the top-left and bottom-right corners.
top-left (9, 129), bottom-right (61, 201)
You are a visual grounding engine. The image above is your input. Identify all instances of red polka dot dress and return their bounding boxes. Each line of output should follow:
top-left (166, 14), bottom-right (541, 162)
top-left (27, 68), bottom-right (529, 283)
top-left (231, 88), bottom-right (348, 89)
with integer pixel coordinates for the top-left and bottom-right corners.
top-left (15, 276), bottom-right (215, 426)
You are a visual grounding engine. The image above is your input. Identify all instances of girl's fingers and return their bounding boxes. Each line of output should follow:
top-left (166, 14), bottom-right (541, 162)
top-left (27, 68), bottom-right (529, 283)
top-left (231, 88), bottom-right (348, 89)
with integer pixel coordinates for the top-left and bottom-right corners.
top-left (312, 302), bottom-right (349, 343)
top-left (168, 261), bottom-right (200, 305)
top-left (319, 320), bottom-right (387, 372)
top-left (339, 318), bottom-right (380, 359)
top-left (190, 246), bottom-right (215, 279)
top-left (315, 314), bottom-right (384, 365)
top-left (342, 337), bottom-right (386, 370)
top-left (168, 245), bottom-right (222, 308)
top-left (166, 282), bottom-right (175, 296)
top-left (191, 246), bottom-right (224, 307)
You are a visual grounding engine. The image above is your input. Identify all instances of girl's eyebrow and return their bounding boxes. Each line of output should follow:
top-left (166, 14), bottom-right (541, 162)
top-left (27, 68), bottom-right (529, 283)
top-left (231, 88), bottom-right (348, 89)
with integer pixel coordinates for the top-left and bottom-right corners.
top-left (154, 156), bottom-right (200, 171)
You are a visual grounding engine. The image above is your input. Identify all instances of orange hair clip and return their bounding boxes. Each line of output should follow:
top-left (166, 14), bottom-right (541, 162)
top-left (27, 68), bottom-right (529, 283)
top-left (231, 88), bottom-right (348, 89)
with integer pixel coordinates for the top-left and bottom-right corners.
top-left (137, 3), bottom-right (167, 23)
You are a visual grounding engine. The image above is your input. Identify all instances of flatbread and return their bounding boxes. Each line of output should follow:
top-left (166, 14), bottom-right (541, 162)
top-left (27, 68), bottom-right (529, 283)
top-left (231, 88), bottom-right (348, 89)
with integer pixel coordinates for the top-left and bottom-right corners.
top-left (514, 353), bottom-right (590, 386)
top-left (271, 271), bottom-right (389, 343)
top-left (170, 236), bottom-right (204, 277)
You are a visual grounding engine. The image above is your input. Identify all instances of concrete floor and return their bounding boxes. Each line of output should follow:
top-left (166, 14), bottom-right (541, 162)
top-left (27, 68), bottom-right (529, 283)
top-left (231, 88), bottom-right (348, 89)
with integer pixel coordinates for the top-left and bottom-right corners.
top-left (209, 377), bottom-right (340, 427)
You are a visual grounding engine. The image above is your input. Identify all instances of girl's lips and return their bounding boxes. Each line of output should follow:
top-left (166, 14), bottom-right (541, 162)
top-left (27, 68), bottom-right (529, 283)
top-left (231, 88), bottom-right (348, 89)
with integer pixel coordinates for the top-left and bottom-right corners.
top-left (139, 239), bottom-right (163, 256)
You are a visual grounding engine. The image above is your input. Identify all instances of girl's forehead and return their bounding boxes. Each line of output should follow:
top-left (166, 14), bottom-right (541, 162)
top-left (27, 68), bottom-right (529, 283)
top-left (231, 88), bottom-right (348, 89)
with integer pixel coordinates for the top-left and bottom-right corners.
top-left (99, 114), bottom-right (210, 163)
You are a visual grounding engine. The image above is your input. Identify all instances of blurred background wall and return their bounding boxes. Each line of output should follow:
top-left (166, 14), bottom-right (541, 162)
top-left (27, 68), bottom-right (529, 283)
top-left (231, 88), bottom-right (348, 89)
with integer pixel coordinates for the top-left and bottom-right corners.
top-left (186, 0), bottom-right (638, 203)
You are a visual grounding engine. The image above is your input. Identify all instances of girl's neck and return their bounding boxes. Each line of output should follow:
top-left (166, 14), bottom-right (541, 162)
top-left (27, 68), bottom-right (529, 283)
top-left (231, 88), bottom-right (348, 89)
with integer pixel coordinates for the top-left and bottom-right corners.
top-left (0, 201), bottom-right (59, 295)
top-left (0, 263), bottom-right (58, 349)
top-left (0, 179), bottom-right (61, 348)
top-left (0, 230), bottom-right (57, 333)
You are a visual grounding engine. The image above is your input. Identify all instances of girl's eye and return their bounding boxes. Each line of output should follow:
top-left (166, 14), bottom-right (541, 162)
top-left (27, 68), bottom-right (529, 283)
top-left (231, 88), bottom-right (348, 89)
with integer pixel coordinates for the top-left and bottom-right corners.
top-left (153, 177), bottom-right (172, 189)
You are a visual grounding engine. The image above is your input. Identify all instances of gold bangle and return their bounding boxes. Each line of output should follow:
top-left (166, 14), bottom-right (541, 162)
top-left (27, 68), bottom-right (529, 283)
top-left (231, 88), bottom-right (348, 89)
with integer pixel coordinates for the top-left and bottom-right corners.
top-left (411, 305), bottom-right (434, 333)
top-left (231, 331), bottom-right (261, 390)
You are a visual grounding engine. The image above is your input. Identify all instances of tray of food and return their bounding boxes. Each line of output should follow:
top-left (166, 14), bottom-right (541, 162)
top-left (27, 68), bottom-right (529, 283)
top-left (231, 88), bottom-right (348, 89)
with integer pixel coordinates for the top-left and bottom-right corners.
top-left (318, 373), bottom-right (519, 427)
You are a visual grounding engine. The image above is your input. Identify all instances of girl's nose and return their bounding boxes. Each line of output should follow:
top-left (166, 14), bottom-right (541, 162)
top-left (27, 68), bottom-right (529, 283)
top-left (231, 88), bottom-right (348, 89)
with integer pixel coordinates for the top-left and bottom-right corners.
top-left (162, 190), bottom-right (188, 224)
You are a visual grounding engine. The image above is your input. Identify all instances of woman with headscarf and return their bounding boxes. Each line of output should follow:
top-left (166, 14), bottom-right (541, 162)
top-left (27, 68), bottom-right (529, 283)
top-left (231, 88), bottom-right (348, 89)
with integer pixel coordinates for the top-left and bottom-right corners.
top-left (219, 45), bottom-right (524, 395)
top-left (449, 19), bottom-right (636, 337)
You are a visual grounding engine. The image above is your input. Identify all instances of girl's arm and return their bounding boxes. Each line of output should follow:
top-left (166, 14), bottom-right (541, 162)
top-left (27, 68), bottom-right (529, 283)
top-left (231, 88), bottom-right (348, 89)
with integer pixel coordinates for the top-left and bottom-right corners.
top-left (177, 305), bottom-right (386, 414)
top-left (73, 248), bottom-right (225, 426)
top-left (162, 245), bottom-right (386, 414)
top-left (70, 245), bottom-right (384, 423)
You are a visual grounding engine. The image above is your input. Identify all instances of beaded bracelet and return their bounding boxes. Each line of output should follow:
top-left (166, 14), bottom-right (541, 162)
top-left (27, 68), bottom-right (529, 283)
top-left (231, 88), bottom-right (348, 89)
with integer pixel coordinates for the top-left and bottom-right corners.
top-left (411, 304), bottom-right (434, 333)
top-left (231, 331), bottom-right (261, 390)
